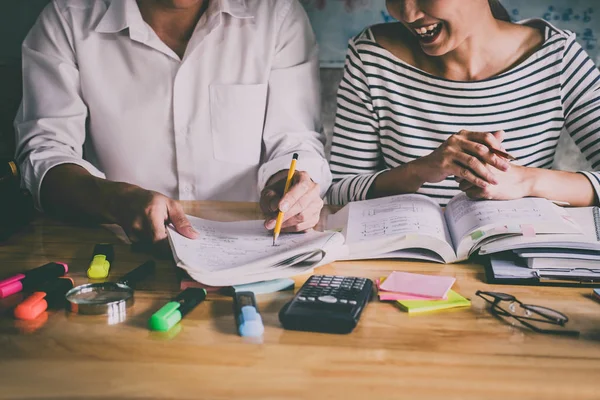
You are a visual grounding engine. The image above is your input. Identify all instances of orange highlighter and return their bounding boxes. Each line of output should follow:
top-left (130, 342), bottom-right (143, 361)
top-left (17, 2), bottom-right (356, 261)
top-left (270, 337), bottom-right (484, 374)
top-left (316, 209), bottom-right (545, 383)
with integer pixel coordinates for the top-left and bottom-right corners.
top-left (14, 277), bottom-right (74, 320)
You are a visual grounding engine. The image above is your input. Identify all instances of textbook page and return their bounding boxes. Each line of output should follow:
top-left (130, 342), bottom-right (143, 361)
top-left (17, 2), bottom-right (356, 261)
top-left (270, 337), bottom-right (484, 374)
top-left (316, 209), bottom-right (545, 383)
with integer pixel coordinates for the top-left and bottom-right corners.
top-left (334, 194), bottom-right (456, 262)
top-left (445, 193), bottom-right (581, 260)
top-left (168, 216), bottom-right (345, 286)
top-left (344, 194), bottom-right (451, 244)
top-left (479, 207), bottom-right (600, 254)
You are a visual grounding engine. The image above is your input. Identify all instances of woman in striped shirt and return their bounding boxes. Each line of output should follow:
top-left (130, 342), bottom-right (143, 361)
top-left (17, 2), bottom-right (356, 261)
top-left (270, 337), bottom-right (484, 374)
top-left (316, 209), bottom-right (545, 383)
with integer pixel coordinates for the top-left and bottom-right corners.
top-left (328, 0), bottom-right (600, 207)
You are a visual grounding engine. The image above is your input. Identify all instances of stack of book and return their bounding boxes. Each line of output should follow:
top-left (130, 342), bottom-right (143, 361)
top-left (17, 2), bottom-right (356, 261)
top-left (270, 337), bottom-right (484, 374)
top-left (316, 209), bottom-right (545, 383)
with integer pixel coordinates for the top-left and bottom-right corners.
top-left (480, 207), bottom-right (600, 285)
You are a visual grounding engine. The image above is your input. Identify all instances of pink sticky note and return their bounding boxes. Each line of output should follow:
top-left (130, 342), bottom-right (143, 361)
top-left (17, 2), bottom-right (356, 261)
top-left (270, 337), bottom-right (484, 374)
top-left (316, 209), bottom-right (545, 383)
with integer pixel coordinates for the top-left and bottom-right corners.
top-left (376, 278), bottom-right (446, 301)
top-left (379, 272), bottom-right (455, 299)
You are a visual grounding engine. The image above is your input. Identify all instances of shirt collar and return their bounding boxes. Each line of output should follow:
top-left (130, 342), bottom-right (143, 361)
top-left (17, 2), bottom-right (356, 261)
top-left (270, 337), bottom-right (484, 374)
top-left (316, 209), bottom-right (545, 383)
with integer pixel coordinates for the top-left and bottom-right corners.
top-left (218, 0), bottom-right (254, 19)
top-left (94, 0), bottom-right (149, 44)
top-left (94, 0), bottom-right (253, 35)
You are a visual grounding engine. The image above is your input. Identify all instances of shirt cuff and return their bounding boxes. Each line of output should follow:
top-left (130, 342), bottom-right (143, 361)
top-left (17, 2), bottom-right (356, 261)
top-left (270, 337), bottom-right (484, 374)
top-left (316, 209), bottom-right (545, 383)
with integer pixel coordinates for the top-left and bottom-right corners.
top-left (258, 151), bottom-right (332, 198)
top-left (25, 156), bottom-right (106, 211)
top-left (578, 171), bottom-right (600, 202)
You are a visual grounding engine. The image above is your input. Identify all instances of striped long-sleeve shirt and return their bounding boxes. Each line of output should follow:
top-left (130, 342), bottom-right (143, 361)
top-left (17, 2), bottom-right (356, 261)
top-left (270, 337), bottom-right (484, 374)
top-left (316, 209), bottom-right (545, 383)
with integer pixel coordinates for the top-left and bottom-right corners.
top-left (328, 20), bottom-right (600, 206)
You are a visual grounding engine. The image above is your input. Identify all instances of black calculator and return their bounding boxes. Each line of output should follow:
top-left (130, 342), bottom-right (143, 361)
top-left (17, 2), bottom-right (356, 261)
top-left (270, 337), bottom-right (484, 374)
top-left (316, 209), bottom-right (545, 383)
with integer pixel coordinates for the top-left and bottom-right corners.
top-left (278, 275), bottom-right (373, 334)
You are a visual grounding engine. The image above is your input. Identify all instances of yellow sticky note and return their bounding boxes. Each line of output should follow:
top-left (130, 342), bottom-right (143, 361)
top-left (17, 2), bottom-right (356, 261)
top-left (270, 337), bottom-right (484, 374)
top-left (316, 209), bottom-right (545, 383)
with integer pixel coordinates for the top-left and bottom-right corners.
top-left (397, 290), bottom-right (471, 314)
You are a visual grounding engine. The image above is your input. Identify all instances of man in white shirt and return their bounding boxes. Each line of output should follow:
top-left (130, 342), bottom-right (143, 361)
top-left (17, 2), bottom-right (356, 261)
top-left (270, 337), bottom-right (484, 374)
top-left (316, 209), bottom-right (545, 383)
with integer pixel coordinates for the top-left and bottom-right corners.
top-left (15, 0), bottom-right (331, 243)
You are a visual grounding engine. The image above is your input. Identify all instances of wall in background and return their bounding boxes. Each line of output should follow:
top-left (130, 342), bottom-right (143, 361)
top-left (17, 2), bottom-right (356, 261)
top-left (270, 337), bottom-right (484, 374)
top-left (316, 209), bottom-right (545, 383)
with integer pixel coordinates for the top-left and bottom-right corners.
top-left (0, 0), bottom-right (48, 63)
top-left (302, 0), bottom-right (599, 67)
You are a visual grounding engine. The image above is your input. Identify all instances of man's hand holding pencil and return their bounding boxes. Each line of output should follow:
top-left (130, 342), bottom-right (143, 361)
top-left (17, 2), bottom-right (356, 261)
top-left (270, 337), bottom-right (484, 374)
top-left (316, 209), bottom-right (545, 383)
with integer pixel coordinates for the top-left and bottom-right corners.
top-left (260, 154), bottom-right (324, 243)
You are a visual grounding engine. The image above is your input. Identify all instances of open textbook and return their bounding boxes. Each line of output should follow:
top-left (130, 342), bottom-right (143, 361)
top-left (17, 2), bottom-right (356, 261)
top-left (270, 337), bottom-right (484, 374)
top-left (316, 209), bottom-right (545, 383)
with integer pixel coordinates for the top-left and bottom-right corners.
top-left (167, 216), bottom-right (345, 286)
top-left (326, 193), bottom-right (583, 264)
top-left (478, 207), bottom-right (600, 255)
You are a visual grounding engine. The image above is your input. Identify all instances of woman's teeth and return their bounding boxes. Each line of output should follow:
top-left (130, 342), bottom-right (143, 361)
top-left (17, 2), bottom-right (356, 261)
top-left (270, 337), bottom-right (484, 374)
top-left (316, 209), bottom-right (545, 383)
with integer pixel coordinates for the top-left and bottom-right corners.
top-left (414, 23), bottom-right (441, 38)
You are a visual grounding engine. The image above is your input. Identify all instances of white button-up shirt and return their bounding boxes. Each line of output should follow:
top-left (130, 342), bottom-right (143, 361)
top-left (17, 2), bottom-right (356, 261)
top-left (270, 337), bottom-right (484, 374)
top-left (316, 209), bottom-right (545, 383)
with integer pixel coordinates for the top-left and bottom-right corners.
top-left (15, 0), bottom-right (331, 208)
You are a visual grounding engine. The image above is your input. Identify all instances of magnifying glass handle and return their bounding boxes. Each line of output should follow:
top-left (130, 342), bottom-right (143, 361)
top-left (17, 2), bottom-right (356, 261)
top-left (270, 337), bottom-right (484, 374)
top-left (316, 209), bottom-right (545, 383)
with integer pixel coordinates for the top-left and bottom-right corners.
top-left (119, 260), bottom-right (156, 288)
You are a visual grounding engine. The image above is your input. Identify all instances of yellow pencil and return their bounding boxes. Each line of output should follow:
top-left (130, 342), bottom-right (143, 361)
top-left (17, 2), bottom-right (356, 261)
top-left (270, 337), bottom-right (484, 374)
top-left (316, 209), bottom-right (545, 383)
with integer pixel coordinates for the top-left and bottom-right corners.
top-left (273, 153), bottom-right (298, 246)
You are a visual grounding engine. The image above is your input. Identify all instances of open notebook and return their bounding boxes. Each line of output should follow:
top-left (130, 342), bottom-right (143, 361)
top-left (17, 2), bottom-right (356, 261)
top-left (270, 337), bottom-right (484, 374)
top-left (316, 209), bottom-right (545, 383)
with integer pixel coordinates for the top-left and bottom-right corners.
top-left (326, 193), bottom-right (582, 264)
top-left (167, 216), bottom-right (345, 286)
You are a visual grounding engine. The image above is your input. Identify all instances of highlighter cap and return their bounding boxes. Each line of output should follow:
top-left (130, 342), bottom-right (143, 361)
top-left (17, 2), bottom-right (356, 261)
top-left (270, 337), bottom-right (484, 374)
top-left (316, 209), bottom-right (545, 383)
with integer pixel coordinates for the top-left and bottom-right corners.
top-left (14, 292), bottom-right (47, 320)
top-left (14, 278), bottom-right (74, 320)
top-left (149, 302), bottom-right (182, 331)
top-left (238, 306), bottom-right (264, 337)
top-left (88, 244), bottom-right (114, 279)
top-left (0, 274), bottom-right (25, 299)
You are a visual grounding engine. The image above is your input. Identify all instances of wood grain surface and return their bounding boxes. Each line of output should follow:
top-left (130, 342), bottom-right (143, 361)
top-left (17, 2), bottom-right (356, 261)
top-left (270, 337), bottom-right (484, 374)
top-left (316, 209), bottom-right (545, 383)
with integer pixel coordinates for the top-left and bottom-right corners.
top-left (0, 201), bottom-right (599, 400)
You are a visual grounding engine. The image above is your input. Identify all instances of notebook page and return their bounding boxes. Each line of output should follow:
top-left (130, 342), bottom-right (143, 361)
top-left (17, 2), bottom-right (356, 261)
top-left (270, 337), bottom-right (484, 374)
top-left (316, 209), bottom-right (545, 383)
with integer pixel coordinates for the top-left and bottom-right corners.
top-left (168, 216), bottom-right (342, 274)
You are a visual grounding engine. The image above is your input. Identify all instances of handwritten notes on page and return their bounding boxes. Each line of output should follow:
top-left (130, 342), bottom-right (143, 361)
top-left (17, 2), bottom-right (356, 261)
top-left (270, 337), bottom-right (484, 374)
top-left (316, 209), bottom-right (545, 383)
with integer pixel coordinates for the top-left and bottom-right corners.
top-left (167, 216), bottom-right (345, 286)
top-left (344, 194), bottom-right (452, 245)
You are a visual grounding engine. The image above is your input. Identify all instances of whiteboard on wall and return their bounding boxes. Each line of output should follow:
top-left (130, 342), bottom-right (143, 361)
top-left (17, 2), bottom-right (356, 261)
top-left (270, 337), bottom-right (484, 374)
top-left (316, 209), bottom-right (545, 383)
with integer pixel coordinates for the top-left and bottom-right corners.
top-left (300, 0), bottom-right (599, 67)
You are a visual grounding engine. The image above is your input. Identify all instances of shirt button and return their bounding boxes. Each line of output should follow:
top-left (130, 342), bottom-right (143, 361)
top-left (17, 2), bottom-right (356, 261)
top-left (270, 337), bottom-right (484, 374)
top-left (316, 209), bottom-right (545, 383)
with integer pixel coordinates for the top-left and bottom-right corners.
top-left (183, 184), bottom-right (192, 193)
top-left (177, 127), bottom-right (190, 137)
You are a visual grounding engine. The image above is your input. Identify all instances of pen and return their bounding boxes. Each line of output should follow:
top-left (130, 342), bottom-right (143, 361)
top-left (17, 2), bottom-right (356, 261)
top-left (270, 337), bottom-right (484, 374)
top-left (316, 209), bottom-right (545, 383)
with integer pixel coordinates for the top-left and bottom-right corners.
top-left (148, 288), bottom-right (207, 332)
top-left (0, 262), bottom-right (68, 299)
top-left (490, 148), bottom-right (517, 161)
top-left (87, 243), bottom-right (114, 279)
top-left (14, 277), bottom-right (74, 320)
top-left (273, 153), bottom-right (298, 246)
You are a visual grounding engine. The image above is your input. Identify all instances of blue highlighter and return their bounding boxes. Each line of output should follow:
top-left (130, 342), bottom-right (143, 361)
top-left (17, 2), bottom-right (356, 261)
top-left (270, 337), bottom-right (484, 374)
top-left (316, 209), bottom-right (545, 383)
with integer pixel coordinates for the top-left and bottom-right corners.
top-left (234, 291), bottom-right (264, 337)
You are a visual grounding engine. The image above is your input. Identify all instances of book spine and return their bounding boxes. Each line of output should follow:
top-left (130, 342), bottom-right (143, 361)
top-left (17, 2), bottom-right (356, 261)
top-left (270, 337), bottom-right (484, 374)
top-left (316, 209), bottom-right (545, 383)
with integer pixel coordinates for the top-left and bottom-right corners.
top-left (594, 207), bottom-right (600, 242)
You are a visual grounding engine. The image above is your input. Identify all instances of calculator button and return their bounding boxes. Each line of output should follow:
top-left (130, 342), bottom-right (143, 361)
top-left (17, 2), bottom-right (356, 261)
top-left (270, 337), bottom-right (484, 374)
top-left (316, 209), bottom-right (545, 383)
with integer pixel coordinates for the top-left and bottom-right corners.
top-left (349, 300), bottom-right (357, 305)
top-left (307, 297), bottom-right (316, 301)
top-left (339, 299), bottom-right (348, 304)
top-left (298, 296), bottom-right (306, 301)
top-left (319, 283), bottom-right (329, 287)
top-left (318, 295), bottom-right (338, 304)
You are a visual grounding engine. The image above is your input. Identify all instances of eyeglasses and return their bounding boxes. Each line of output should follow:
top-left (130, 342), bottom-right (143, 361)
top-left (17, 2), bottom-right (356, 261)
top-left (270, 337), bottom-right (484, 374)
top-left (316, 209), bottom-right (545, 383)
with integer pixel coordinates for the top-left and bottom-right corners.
top-left (476, 291), bottom-right (580, 336)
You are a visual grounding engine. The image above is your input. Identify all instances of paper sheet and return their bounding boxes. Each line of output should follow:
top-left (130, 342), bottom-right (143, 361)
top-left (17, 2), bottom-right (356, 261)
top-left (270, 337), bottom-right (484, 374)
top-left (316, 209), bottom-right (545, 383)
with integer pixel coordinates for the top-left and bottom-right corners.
top-left (168, 216), bottom-right (344, 274)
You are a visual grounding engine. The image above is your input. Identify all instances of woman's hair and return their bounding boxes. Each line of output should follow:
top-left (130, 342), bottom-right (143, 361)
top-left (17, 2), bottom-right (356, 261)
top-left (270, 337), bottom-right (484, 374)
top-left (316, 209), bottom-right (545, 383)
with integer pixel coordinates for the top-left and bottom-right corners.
top-left (489, 0), bottom-right (511, 22)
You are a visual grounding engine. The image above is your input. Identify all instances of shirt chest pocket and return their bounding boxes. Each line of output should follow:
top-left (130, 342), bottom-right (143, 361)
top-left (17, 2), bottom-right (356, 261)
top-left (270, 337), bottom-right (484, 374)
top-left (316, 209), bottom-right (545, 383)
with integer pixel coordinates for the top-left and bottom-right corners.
top-left (210, 84), bottom-right (268, 165)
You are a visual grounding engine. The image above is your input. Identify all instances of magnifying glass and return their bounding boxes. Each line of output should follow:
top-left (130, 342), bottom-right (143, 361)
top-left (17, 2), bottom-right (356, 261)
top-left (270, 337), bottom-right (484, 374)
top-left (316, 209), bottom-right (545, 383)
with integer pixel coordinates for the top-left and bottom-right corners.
top-left (65, 260), bottom-right (155, 321)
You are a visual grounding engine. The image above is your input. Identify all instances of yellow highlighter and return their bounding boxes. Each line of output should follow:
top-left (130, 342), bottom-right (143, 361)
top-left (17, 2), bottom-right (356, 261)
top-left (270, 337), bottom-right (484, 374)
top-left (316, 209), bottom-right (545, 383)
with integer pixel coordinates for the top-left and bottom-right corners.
top-left (87, 243), bottom-right (114, 279)
top-left (272, 153), bottom-right (298, 246)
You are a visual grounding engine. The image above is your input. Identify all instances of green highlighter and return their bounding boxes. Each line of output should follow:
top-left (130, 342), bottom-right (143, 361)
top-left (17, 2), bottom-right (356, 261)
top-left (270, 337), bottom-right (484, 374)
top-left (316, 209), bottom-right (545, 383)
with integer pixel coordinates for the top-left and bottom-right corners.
top-left (149, 288), bottom-right (207, 331)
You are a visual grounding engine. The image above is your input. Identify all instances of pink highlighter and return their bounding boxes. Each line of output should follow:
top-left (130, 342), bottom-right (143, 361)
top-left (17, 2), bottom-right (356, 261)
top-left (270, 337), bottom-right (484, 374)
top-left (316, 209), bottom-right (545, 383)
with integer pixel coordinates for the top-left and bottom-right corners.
top-left (0, 262), bottom-right (68, 298)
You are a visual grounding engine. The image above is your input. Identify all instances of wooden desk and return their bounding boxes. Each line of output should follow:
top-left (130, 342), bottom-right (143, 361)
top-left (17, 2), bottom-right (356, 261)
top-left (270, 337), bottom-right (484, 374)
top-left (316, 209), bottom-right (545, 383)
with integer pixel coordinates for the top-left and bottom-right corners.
top-left (0, 202), bottom-right (599, 400)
